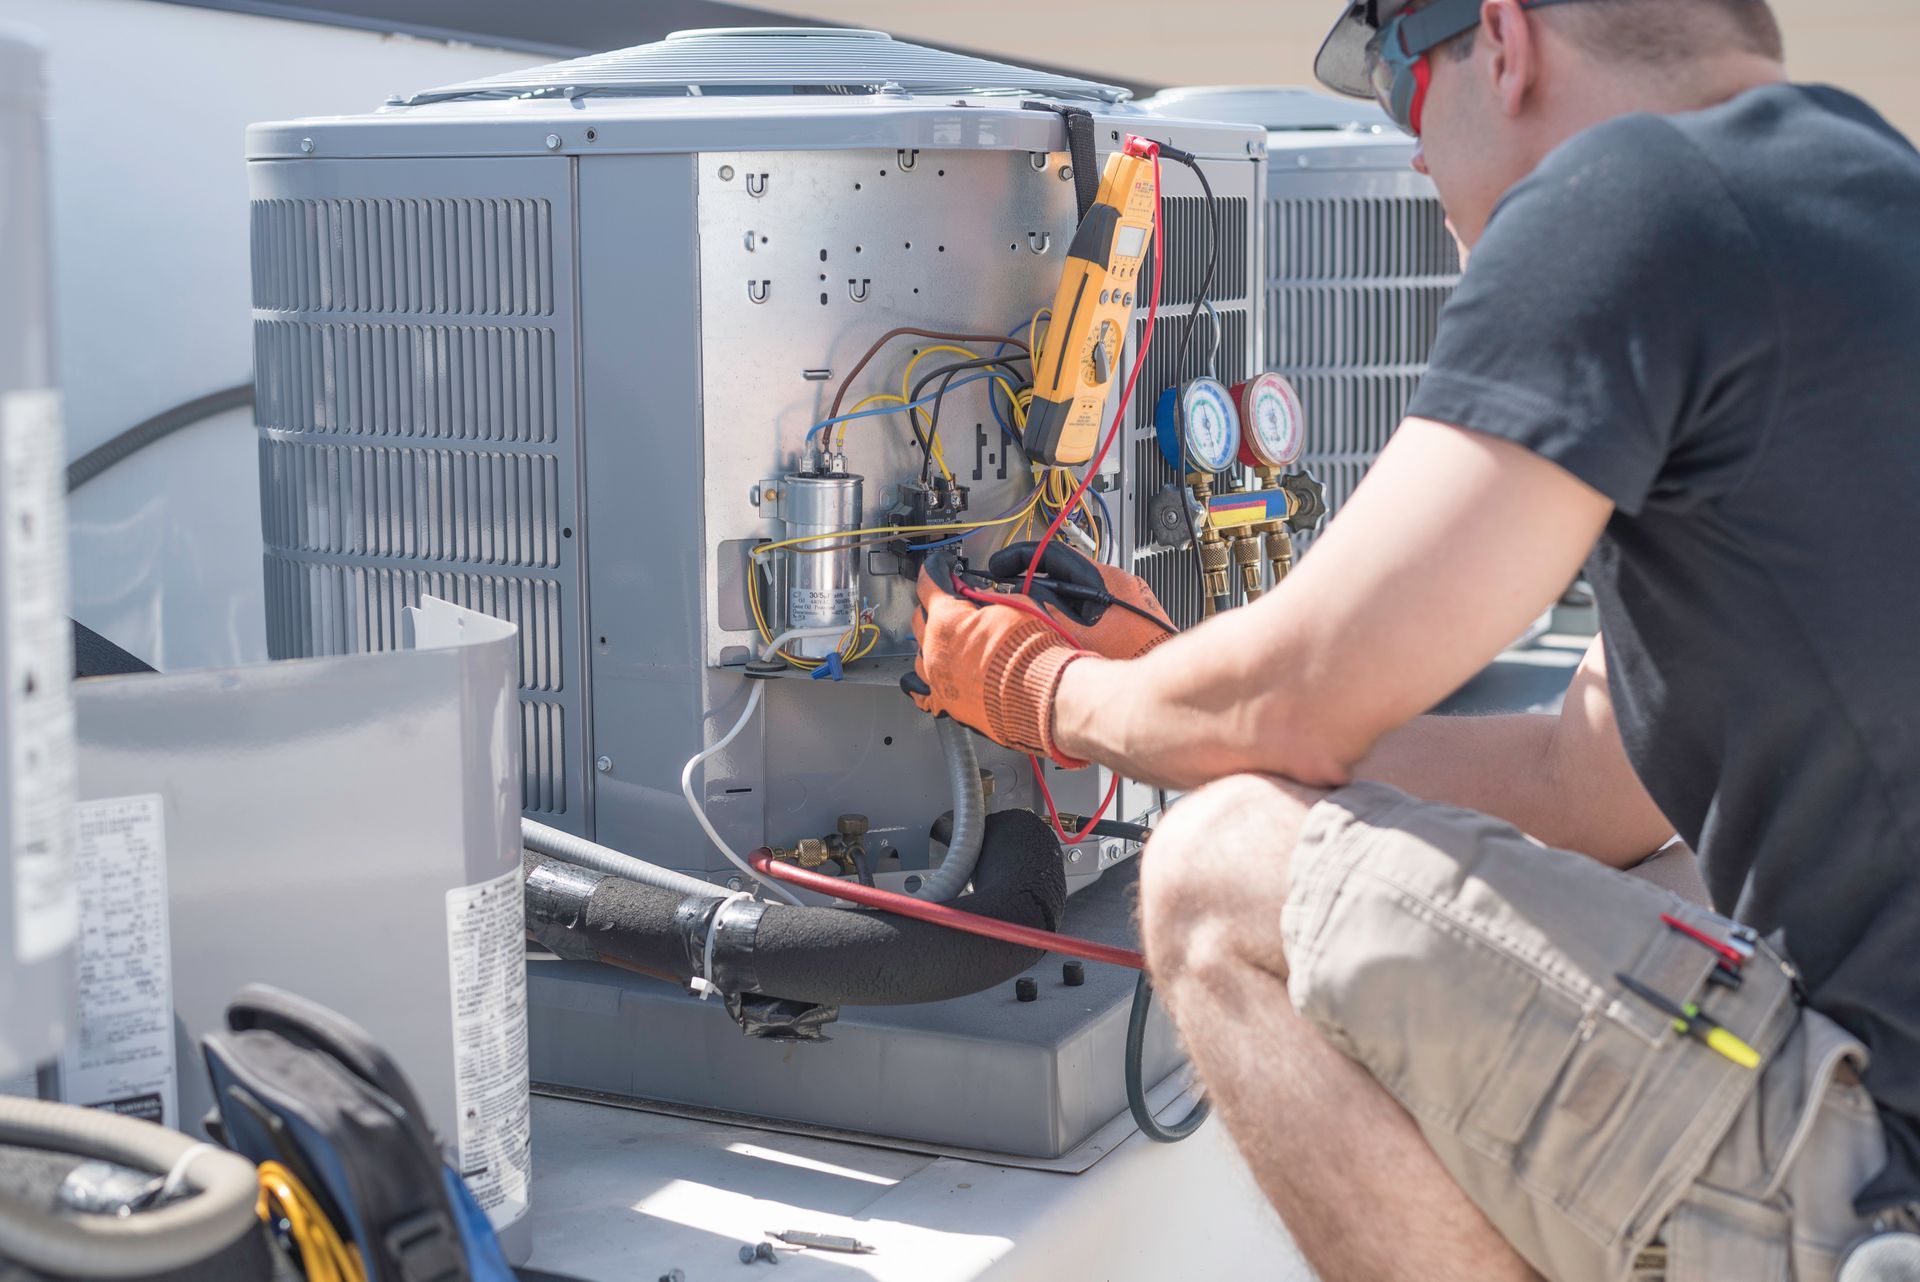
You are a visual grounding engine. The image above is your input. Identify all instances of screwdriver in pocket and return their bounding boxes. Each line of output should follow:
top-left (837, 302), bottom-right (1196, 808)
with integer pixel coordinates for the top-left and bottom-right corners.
top-left (1615, 972), bottom-right (1762, 1070)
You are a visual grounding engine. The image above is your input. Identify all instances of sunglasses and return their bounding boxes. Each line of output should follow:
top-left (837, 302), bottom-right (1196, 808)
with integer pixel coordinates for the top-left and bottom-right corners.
top-left (1365, 0), bottom-right (1593, 136)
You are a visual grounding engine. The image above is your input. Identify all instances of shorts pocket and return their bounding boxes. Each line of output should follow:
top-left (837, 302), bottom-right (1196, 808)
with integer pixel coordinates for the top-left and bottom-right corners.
top-left (1665, 1186), bottom-right (1791, 1282)
top-left (1511, 926), bottom-right (1798, 1254)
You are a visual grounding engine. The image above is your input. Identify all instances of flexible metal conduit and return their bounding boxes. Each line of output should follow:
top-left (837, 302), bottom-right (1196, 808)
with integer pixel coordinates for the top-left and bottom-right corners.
top-left (0, 1097), bottom-right (260, 1278)
top-left (917, 718), bottom-right (985, 901)
top-left (521, 819), bottom-right (721, 900)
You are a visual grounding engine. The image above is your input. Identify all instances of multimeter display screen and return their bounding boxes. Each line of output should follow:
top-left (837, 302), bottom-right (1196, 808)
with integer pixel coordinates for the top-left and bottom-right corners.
top-left (1113, 225), bottom-right (1148, 259)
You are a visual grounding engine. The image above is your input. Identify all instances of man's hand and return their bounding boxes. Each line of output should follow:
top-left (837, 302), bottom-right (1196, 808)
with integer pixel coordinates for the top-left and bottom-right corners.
top-left (985, 542), bottom-right (1176, 660)
top-left (901, 556), bottom-right (1087, 764)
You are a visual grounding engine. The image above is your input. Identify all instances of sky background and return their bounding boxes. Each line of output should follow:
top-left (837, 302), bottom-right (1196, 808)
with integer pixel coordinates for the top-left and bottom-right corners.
top-left (749, 0), bottom-right (1918, 138)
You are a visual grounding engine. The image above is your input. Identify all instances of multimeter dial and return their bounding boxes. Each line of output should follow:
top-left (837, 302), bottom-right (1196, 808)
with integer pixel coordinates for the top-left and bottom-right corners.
top-left (1178, 378), bottom-right (1242, 474)
top-left (1235, 372), bottom-right (1307, 469)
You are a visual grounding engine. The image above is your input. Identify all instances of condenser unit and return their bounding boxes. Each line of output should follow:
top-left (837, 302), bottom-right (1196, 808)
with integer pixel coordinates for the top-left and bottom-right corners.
top-left (250, 29), bottom-right (1265, 1157)
top-left (1141, 86), bottom-right (1463, 533)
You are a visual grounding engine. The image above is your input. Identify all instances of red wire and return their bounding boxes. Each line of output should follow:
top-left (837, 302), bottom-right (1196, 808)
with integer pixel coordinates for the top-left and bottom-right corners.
top-left (750, 849), bottom-right (1145, 970)
top-left (1021, 144), bottom-right (1164, 597)
top-left (1014, 140), bottom-right (1165, 845)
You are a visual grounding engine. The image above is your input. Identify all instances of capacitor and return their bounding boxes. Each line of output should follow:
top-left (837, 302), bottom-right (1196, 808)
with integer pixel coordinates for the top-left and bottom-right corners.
top-left (781, 470), bottom-right (863, 660)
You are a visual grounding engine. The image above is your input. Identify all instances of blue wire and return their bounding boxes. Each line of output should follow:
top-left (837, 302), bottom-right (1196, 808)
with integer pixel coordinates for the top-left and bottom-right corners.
top-left (1091, 486), bottom-right (1115, 560)
top-left (806, 371), bottom-right (1008, 448)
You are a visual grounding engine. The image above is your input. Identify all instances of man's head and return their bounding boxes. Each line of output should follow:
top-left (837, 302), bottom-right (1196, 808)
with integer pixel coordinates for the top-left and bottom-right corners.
top-left (1316, 0), bottom-right (1787, 244)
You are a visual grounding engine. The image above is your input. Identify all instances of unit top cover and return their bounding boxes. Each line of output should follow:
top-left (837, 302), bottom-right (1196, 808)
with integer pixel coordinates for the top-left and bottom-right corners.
top-left (397, 27), bottom-right (1131, 108)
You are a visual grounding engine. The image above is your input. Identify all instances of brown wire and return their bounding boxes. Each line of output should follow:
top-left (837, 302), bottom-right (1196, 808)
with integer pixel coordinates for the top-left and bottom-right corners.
top-left (827, 327), bottom-right (1033, 421)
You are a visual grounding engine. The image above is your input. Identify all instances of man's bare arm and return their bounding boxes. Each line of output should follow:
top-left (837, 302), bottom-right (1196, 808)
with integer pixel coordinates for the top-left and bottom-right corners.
top-left (1053, 419), bottom-right (1613, 792)
top-left (1355, 637), bottom-right (1676, 867)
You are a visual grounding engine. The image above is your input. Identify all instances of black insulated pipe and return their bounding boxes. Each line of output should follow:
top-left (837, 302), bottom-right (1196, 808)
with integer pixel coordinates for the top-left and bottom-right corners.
top-left (525, 809), bottom-right (1068, 1007)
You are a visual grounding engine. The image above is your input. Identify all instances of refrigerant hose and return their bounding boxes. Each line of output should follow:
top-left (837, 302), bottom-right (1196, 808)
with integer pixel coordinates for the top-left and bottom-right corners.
top-left (916, 718), bottom-right (985, 901)
top-left (0, 1097), bottom-right (260, 1278)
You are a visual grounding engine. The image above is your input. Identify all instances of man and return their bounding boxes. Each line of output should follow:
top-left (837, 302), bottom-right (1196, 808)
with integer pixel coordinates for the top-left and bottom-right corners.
top-left (903, 0), bottom-right (1920, 1277)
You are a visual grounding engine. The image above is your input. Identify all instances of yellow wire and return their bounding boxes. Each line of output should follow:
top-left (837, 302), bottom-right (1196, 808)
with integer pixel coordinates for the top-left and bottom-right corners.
top-left (257, 1161), bottom-right (365, 1282)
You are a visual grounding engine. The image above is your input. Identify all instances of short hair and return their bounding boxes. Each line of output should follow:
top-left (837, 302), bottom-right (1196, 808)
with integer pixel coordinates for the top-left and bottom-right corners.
top-left (1443, 0), bottom-right (1785, 67)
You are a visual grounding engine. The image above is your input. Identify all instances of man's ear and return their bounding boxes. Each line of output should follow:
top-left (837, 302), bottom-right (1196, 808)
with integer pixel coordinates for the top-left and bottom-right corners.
top-left (1481, 0), bottom-right (1540, 120)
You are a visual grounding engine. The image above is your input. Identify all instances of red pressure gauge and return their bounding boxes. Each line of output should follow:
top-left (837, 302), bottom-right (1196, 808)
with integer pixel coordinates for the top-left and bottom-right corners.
top-left (1231, 373), bottom-right (1307, 469)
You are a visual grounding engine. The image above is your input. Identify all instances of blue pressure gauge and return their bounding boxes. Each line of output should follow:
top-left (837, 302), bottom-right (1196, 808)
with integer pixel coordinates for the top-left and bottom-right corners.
top-left (1154, 377), bottom-right (1242, 475)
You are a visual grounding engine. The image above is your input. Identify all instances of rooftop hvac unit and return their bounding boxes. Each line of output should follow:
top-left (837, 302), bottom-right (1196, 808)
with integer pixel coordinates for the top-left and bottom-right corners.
top-left (1140, 86), bottom-right (1463, 537)
top-left (249, 28), bottom-right (1262, 878)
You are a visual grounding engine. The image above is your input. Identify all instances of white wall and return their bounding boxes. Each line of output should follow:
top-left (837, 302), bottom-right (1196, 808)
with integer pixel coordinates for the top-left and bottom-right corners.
top-left (8, 0), bottom-right (527, 670)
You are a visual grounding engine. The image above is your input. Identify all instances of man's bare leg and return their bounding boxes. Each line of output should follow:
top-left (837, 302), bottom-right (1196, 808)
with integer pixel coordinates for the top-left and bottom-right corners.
top-left (1139, 775), bottom-right (1541, 1282)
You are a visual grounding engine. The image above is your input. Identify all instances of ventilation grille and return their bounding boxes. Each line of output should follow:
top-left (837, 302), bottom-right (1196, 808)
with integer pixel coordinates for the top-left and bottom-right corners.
top-left (1270, 196), bottom-right (1458, 282)
top-left (1156, 196), bottom-right (1251, 308)
top-left (263, 556), bottom-right (568, 812)
top-left (1266, 190), bottom-right (1461, 545)
top-left (399, 28), bottom-right (1129, 106)
top-left (260, 439), bottom-right (563, 568)
top-left (254, 321), bottom-right (559, 443)
top-left (250, 198), bottom-right (554, 316)
top-left (1268, 284), bottom-right (1452, 370)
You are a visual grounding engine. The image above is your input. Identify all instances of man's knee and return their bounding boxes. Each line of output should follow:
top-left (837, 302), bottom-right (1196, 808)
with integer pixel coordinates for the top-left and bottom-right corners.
top-left (1139, 773), bottom-right (1328, 981)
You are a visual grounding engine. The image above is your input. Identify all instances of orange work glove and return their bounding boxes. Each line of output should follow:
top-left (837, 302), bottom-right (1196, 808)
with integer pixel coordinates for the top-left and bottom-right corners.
top-left (985, 541), bottom-right (1176, 660)
top-left (900, 556), bottom-right (1089, 766)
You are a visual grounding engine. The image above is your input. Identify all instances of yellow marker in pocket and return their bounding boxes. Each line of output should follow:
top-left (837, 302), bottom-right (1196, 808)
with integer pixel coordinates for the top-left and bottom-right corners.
top-left (1616, 972), bottom-right (1762, 1070)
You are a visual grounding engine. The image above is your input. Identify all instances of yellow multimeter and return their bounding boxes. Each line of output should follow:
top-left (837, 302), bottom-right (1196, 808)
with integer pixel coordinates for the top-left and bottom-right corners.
top-left (1024, 141), bottom-right (1159, 467)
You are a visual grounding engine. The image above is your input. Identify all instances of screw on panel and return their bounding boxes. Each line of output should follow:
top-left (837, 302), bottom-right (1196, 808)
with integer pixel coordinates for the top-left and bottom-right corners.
top-left (1058, 165), bottom-right (1074, 182)
top-left (1068, 848), bottom-right (1082, 863)
top-left (595, 756), bottom-right (613, 774)
top-left (299, 138), bottom-right (315, 154)
top-left (1062, 962), bottom-right (1086, 987)
top-left (903, 874), bottom-right (923, 893)
top-left (719, 164), bottom-right (736, 180)
top-left (1015, 978), bottom-right (1039, 1003)
top-left (726, 876), bottom-right (745, 891)
top-left (545, 134), bottom-right (562, 151)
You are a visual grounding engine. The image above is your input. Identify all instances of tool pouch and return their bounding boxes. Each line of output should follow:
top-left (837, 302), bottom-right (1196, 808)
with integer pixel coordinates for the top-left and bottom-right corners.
top-left (201, 984), bottom-right (517, 1282)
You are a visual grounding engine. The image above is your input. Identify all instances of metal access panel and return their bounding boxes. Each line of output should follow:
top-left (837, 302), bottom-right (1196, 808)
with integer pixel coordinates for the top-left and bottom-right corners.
top-left (73, 599), bottom-right (533, 1257)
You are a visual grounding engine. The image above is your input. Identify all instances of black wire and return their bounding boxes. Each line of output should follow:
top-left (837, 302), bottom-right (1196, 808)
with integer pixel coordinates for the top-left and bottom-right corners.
top-left (1161, 150), bottom-right (1223, 613)
top-left (910, 356), bottom-right (1034, 479)
top-left (1127, 970), bottom-right (1211, 1142)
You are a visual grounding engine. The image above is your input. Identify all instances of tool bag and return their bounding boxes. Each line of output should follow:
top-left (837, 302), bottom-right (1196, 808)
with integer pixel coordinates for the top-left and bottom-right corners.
top-left (200, 985), bottom-right (515, 1282)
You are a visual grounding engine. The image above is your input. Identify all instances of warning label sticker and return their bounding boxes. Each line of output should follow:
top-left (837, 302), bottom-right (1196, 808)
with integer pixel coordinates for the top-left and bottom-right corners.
top-left (445, 867), bottom-right (531, 1231)
top-left (4, 389), bottom-right (76, 965)
top-left (60, 795), bottom-right (176, 1129)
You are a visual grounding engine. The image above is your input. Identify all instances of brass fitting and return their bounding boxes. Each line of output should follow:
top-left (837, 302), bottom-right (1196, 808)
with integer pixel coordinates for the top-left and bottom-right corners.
top-left (836, 814), bottom-right (870, 841)
top-left (976, 768), bottom-right (996, 799)
top-left (1264, 526), bottom-right (1295, 587)
top-left (794, 837), bottom-right (831, 868)
top-left (1230, 531), bottom-right (1265, 602)
top-left (1187, 471), bottom-right (1231, 616)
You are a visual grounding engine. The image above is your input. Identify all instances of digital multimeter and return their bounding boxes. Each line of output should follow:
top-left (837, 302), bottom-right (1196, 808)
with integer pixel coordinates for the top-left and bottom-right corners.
top-left (1023, 140), bottom-right (1160, 467)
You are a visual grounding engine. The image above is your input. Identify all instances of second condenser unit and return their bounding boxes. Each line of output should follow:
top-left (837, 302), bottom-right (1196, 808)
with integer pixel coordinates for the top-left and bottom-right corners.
top-left (1141, 86), bottom-right (1463, 532)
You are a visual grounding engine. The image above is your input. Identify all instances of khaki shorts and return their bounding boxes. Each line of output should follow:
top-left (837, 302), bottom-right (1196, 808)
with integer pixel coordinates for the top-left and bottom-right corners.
top-left (1282, 782), bottom-right (1909, 1282)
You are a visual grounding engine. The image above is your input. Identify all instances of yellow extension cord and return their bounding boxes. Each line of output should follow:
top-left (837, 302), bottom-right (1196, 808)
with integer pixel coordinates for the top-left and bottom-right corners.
top-left (256, 1161), bottom-right (366, 1282)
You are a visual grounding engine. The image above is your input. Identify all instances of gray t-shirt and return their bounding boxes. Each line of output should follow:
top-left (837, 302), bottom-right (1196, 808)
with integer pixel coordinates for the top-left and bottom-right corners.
top-left (1408, 83), bottom-right (1920, 1210)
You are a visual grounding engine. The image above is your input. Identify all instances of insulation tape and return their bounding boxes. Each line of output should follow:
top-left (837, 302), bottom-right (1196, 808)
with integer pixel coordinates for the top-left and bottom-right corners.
top-left (525, 859), bottom-right (607, 961)
top-left (675, 892), bottom-right (768, 998)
